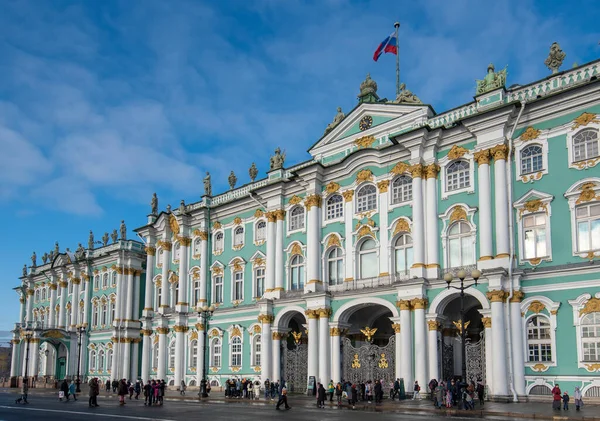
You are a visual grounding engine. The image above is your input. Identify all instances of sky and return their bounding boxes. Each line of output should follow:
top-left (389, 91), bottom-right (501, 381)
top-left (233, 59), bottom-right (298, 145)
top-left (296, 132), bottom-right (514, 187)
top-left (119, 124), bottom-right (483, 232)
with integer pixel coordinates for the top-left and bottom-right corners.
top-left (0, 0), bottom-right (599, 332)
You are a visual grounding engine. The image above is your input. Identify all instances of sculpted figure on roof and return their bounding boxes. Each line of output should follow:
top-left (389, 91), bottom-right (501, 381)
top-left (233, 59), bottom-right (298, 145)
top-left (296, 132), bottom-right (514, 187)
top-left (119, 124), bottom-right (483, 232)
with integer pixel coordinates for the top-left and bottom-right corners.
top-left (393, 83), bottom-right (422, 104)
top-left (270, 147), bottom-right (285, 170)
top-left (324, 107), bottom-right (345, 134)
top-left (476, 63), bottom-right (507, 95)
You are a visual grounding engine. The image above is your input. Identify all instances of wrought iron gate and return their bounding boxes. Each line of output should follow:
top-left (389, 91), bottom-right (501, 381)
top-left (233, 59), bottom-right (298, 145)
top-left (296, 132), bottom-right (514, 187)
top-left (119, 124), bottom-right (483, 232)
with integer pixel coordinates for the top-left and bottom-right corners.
top-left (283, 344), bottom-right (308, 393)
top-left (465, 334), bottom-right (485, 384)
top-left (441, 341), bottom-right (454, 381)
top-left (342, 336), bottom-right (395, 383)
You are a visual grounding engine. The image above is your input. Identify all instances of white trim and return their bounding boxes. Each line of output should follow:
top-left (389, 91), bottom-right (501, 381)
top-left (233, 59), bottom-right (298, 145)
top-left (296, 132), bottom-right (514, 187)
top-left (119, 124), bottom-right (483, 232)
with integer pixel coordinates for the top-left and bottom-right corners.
top-left (439, 151), bottom-right (475, 200)
top-left (568, 292), bottom-right (600, 370)
top-left (212, 230), bottom-right (225, 255)
top-left (273, 305), bottom-right (307, 328)
top-left (514, 138), bottom-right (549, 184)
top-left (253, 218), bottom-right (267, 246)
top-left (321, 240), bottom-right (345, 288)
top-left (389, 174), bottom-right (414, 210)
top-left (332, 296), bottom-right (399, 323)
top-left (522, 278), bottom-right (600, 293)
top-left (566, 121), bottom-right (600, 170)
top-left (354, 182), bottom-right (378, 215)
top-left (228, 258), bottom-right (246, 303)
top-left (286, 204), bottom-right (306, 235)
top-left (231, 225), bottom-right (245, 250)
top-left (513, 190), bottom-right (554, 266)
top-left (428, 287), bottom-right (490, 315)
top-left (439, 203), bottom-right (477, 269)
top-left (564, 178), bottom-right (600, 258)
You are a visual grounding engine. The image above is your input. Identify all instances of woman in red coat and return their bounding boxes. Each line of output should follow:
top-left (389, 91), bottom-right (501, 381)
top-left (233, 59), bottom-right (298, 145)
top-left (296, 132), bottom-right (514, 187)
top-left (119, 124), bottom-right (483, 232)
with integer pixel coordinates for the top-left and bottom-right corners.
top-left (551, 384), bottom-right (562, 411)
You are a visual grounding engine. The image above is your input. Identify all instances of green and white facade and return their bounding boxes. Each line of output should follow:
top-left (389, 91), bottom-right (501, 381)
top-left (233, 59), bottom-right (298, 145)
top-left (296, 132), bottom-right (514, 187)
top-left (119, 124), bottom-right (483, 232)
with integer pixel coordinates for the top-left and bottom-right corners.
top-left (11, 57), bottom-right (600, 400)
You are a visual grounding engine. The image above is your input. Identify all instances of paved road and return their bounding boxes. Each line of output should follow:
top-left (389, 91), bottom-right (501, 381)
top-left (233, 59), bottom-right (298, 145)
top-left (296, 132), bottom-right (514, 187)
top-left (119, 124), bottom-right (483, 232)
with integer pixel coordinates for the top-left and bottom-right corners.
top-left (0, 393), bottom-right (525, 421)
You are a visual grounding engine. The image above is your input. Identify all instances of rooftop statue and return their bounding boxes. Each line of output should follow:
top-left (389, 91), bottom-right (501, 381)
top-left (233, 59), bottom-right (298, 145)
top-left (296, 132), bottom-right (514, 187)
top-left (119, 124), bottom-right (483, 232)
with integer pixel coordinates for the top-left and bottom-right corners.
top-left (76, 243), bottom-right (85, 259)
top-left (475, 63), bottom-right (507, 95)
top-left (248, 162), bottom-right (258, 182)
top-left (120, 220), bottom-right (127, 240)
top-left (151, 192), bottom-right (158, 215)
top-left (179, 199), bottom-right (187, 216)
top-left (48, 249), bottom-right (55, 262)
top-left (88, 230), bottom-right (95, 250)
top-left (360, 73), bottom-right (378, 96)
top-left (166, 204), bottom-right (171, 213)
top-left (203, 172), bottom-right (212, 196)
top-left (393, 83), bottom-right (423, 104)
top-left (54, 241), bottom-right (60, 255)
top-left (42, 252), bottom-right (48, 264)
top-left (22, 264), bottom-right (27, 277)
top-left (545, 42), bottom-right (566, 74)
top-left (111, 229), bottom-right (118, 244)
top-left (228, 170), bottom-right (237, 190)
top-left (270, 148), bottom-right (285, 170)
top-left (324, 107), bottom-right (345, 135)
top-left (31, 252), bottom-right (37, 268)
top-left (102, 232), bottom-right (109, 247)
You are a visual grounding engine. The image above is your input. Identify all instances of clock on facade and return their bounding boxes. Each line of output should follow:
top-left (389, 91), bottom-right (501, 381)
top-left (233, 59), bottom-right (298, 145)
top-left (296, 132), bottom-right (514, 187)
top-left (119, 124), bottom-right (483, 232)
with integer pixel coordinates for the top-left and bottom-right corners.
top-left (359, 115), bottom-right (373, 131)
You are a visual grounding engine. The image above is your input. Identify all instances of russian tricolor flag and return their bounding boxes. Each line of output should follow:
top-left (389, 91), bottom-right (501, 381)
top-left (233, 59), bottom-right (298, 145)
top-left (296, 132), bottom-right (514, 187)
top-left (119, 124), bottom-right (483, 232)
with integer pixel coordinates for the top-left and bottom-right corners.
top-left (373, 32), bottom-right (398, 62)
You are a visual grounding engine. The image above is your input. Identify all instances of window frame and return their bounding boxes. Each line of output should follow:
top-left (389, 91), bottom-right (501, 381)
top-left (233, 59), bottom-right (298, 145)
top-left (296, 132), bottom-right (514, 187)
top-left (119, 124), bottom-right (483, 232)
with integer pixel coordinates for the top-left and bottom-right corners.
top-left (288, 205), bottom-right (306, 232)
top-left (445, 160), bottom-right (471, 192)
top-left (390, 175), bottom-right (413, 206)
top-left (213, 274), bottom-right (223, 304)
top-left (355, 184), bottom-right (378, 213)
top-left (514, 137), bottom-right (549, 183)
top-left (393, 233), bottom-right (414, 275)
top-left (252, 334), bottom-right (261, 367)
top-left (230, 336), bottom-right (242, 367)
top-left (254, 220), bottom-right (267, 244)
top-left (568, 293), bottom-right (600, 369)
top-left (211, 337), bottom-right (222, 368)
top-left (190, 339), bottom-right (198, 368)
top-left (325, 247), bottom-right (344, 286)
top-left (357, 237), bottom-right (378, 280)
top-left (289, 254), bottom-right (305, 291)
top-left (325, 194), bottom-right (344, 221)
top-left (213, 231), bottom-right (224, 255)
top-left (522, 213), bottom-right (549, 260)
top-left (446, 221), bottom-right (476, 269)
top-left (439, 151), bottom-right (475, 200)
top-left (233, 226), bottom-right (245, 249)
top-left (232, 271), bottom-right (244, 302)
top-left (254, 267), bottom-right (265, 299)
top-left (526, 315), bottom-right (553, 363)
top-left (514, 191), bottom-right (553, 266)
top-left (575, 202), bottom-right (600, 253)
top-left (566, 125), bottom-right (600, 170)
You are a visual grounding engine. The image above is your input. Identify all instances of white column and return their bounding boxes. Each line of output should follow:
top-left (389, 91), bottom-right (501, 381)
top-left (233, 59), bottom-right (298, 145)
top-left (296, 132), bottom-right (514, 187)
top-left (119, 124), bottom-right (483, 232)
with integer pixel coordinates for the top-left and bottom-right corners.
top-left (343, 191), bottom-right (354, 281)
top-left (425, 165), bottom-right (440, 272)
top-left (307, 311), bottom-right (319, 383)
top-left (199, 235), bottom-right (208, 305)
top-left (476, 150), bottom-right (493, 261)
top-left (174, 327), bottom-right (185, 386)
top-left (82, 277), bottom-right (91, 327)
top-left (26, 289), bottom-right (34, 324)
top-left (306, 196), bottom-right (322, 292)
top-left (157, 328), bottom-right (168, 380)
top-left (272, 332), bottom-right (281, 382)
top-left (122, 340), bottom-right (131, 381)
top-left (177, 238), bottom-right (190, 312)
top-left (131, 340), bottom-right (140, 380)
top-left (141, 330), bottom-right (151, 382)
top-left (378, 181), bottom-right (390, 276)
top-left (275, 214), bottom-right (284, 292)
top-left (510, 293), bottom-right (526, 395)
top-left (318, 309), bottom-right (330, 383)
top-left (196, 326), bottom-right (205, 385)
top-left (410, 165), bottom-right (425, 276)
top-left (70, 279), bottom-right (81, 327)
top-left (143, 244), bottom-right (156, 316)
top-left (482, 316), bottom-right (493, 396)
top-left (58, 281), bottom-right (67, 328)
top-left (265, 214), bottom-right (276, 293)
top-left (331, 329), bottom-right (341, 383)
top-left (114, 269), bottom-right (124, 323)
top-left (111, 337), bottom-right (119, 379)
top-left (399, 301), bottom-right (413, 387)
top-left (492, 145), bottom-right (509, 258)
top-left (49, 277), bottom-right (57, 328)
top-left (489, 291), bottom-right (508, 396)
top-left (427, 321), bottom-right (439, 381)
top-left (412, 299), bottom-right (428, 388)
top-left (10, 339), bottom-right (20, 377)
top-left (30, 339), bottom-right (40, 378)
top-left (133, 271), bottom-right (141, 321)
top-left (390, 320), bottom-right (402, 380)
top-left (261, 317), bottom-right (272, 381)
top-left (19, 296), bottom-right (26, 324)
top-left (160, 243), bottom-right (172, 311)
top-left (125, 270), bottom-right (134, 320)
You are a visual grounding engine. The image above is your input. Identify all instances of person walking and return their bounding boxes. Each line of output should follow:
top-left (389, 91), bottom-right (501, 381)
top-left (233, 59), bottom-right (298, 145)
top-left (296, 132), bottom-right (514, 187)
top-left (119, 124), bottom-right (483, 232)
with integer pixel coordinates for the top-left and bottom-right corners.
top-left (327, 380), bottom-right (334, 402)
top-left (118, 379), bottom-right (128, 405)
top-left (143, 380), bottom-right (152, 405)
top-left (134, 380), bottom-right (141, 399)
top-left (60, 379), bottom-right (70, 401)
top-left (105, 379), bottom-right (110, 392)
top-left (180, 379), bottom-right (186, 396)
top-left (88, 377), bottom-right (99, 407)
top-left (574, 387), bottom-right (583, 411)
top-left (562, 391), bottom-right (570, 411)
top-left (15, 379), bottom-right (29, 404)
top-left (69, 380), bottom-right (77, 401)
top-left (275, 387), bottom-right (291, 410)
top-left (412, 381), bottom-right (421, 400)
top-left (476, 379), bottom-right (485, 406)
top-left (316, 383), bottom-right (326, 408)
top-left (112, 379), bottom-right (118, 393)
top-left (335, 382), bottom-right (343, 406)
top-left (551, 384), bottom-right (562, 411)
top-left (391, 378), bottom-right (400, 401)
top-left (254, 380), bottom-right (261, 400)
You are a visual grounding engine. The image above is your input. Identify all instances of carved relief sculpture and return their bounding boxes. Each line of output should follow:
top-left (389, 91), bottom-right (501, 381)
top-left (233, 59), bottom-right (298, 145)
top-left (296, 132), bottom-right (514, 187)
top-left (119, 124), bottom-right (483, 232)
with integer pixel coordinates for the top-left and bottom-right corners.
top-left (475, 63), bottom-right (507, 95)
top-left (544, 42), bottom-right (566, 74)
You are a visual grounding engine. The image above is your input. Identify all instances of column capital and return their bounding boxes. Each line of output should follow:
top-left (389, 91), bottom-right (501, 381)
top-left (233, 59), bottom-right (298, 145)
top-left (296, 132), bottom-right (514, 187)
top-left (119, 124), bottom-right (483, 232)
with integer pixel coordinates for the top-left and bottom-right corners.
top-left (342, 190), bottom-right (354, 202)
top-left (409, 163), bottom-right (424, 178)
top-left (424, 163), bottom-right (441, 179)
top-left (140, 329), bottom-right (153, 336)
top-left (58, 282), bottom-right (68, 289)
top-left (490, 143), bottom-right (509, 161)
top-left (275, 209), bottom-right (286, 220)
top-left (481, 317), bottom-right (492, 328)
top-left (272, 332), bottom-right (286, 340)
top-left (410, 298), bottom-right (428, 310)
top-left (473, 149), bottom-right (491, 165)
top-left (391, 323), bottom-right (401, 333)
top-left (486, 289), bottom-right (508, 302)
top-left (510, 290), bottom-right (525, 303)
top-left (377, 180), bottom-right (390, 192)
top-left (195, 323), bottom-right (205, 331)
top-left (304, 195), bottom-right (322, 210)
top-left (305, 309), bottom-right (320, 319)
top-left (19, 297), bottom-right (26, 303)
top-left (257, 314), bottom-right (274, 324)
top-left (427, 320), bottom-right (441, 331)
top-left (266, 211), bottom-right (277, 222)
top-left (173, 325), bottom-right (189, 333)
top-left (156, 327), bottom-right (169, 335)
top-left (317, 308), bottom-right (332, 319)
top-left (396, 300), bottom-right (412, 311)
top-left (177, 236), bottom-right (192, 247)
top-left (156, 240), bottom-right (172, 251)
top-left (145, 246), bottom-right (156, 256)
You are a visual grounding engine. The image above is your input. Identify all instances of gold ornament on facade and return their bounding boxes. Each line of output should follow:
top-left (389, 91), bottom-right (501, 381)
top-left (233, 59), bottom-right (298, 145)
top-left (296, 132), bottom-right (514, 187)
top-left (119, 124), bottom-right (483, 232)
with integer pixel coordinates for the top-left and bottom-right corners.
top-left (290, 243), bottom-right (303, 256)
top-left (156, 327), bottom-right (169, 335)
top-left (575, 182), bottom-right (598, 204)
top-left (447, 144), bottom-right (469, 160)
top-left (527, 257), bottom-right (542, 266)
top-left (411, 298), bottom-right (428, 310)
top-left (396, 300), bottom-right (412, 310)
top-left (509, 290), bottom-right (525, 303)
top-left (377, 180), bottom-right (390, 193)
top-left (209, 328), bottom-right (220, 338)
top-left (424, 163), bottom-right (441, 179)
top-left (520, 127), bottom-right (541, 141)
top-left (453, 319), bottom-right (470, 334)
top-left (330, 327), bottom-right (341, 336)
top-left (254, 209), bottom-right (264, 218)
top-left (177, 236), bottom-right (192, 247)
top-left (189, 330), bottom-right (198, 340)
top-left (291, 331), bottom-right (303, 344)
top-left (391, 323), bottom-right (401, 333)
top-left (491, 144), bottom-right (509, 161)
top-left (351, 354), bottom-right (361, 369)
top-left (409, 163), bottom-right (423, 178)
top-left (378, 353), bottom-right (389, 369)
top-left (232, 259), bottom-right (243, 272)
top-left (156, 240), bottom-right (172, 251)
top-left (580, 297), bottom-right (600, 316)
top-left (360, 326), bottom-right (377, 342)
top-left (305, 309), bottom-right (319, 319)
top-left (356, 225), bottom-right (374, 239)
top-left (195, 323), bottom-right (205, 331)
top-left (42, 330), bottom-right (66, 339)
top-left (325, 181), bottom-right (340, 194)
top-left (232, 217), bottom-right (242, 225)
top-left (326, 235), bottom-right (341, 249)
top-left (304, 194), bottom-right (322, 210)
top-left (354, 135), bottom-right (376, 149)
top-left (481, 317), bottom-right (492, 328)
top-left (390, 161), bottom-right (410, 175)
top-left (212, 221), bottom-right (222, 230)
top-left (531, 363), bottom-right (549, 372)
top-left (257, 314), bottom-right (274, 324)
top-left (519, 199), bottom-right (548, 219)
top-left (140, 329), bottom-right (153, 336)
top-left (572, 112), bottom-right (600, 129)
top-left (274, 209), bottom-right (286, 220)
top-left (265, 211), bottom-right (277, 223)
top-left (584, 363), bottom-right (600, 372)
top-left (169, 214), bottom-right (180, 236)
top-left (230, 326), bottom-right (242, 337)
top-left (342, 190), bottom-right (354, 202)
top-left (211, 266), bottom-right (223, 275)
top-left (473, 149), bottom-right (491, 165)
top-left (318, 308), bottom-right (332, 319)
top-left (486, 290), bottom-right (508, 302)
top-left (521, 172), bottom-right (543, 183)
top-left (449, 206), bottom-right (468, 223)
top-left (289, 195), bottom-right (303, 205)
top-left (393, 219), bottom-right (411, 236)
top-left (253, 257), bottom-right (265, 267)
top-left (356, 169), bottom-right (373, 183)
top-left (427, 320), bottom-right (440, 331)
top-left (173, 325), bottom-right (189, 333)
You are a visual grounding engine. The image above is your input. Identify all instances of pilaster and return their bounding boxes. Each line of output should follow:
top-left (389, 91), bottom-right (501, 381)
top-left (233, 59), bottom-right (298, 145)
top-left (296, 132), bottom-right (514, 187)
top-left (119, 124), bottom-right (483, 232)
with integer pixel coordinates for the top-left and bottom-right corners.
top-left (409, 164), bottom-right (425, 278)
top-left (424, 163), bottom-right (440, 278)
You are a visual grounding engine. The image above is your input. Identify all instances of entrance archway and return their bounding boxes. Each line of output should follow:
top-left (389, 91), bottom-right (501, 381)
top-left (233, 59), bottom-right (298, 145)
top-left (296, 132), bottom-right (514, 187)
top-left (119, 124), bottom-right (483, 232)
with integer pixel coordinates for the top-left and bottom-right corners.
top-left (276, 309), bottom-right (307, 393)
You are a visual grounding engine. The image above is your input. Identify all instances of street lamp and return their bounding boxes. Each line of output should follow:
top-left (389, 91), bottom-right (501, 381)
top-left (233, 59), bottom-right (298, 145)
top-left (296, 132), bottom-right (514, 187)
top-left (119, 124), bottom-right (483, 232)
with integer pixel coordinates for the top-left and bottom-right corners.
top-left (75, 324), bottom-right (87, 392)
top-left (197, 305), bottom-right (215, 398)
top-left (22, 329), bottom-right (33, 390)
top-left (444, 268), bottom-right (481, 384)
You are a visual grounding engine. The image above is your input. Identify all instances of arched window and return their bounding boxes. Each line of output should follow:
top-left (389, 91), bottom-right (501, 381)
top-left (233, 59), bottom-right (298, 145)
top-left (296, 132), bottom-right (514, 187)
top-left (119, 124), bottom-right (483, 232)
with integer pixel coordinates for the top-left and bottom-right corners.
top-left (214, 232), bottom-right (224, 252)
top-left (520, 145), bottom-right (544, 174)
top-left (230, 336), bottom-right (242, 366)
top-left (41, 288), bottom-right (46, 301)
top-left (358, 238), bottom-right (378, 279)
top-left (111, 272), bottom-right (117, 287)
top-left (575, 203), bottom-right (600, 252)
top-left (109, 299), bottom-right (116, 322)
top-left (252, 335), bottom-right (261, 366)
top-left (327, 247), bottom-right (344, 285)
top-left (326, 195), bottom-right (344, 220)
top-left (356, 184), bottom-right (377, 212)
top-left (391, 176), bottom-right (412, 204)
top-left (93, 275), bottom-right (99, 290)
top-left (101, 302), bottom-right (108, 325)
top-left (107, 349), bottom-right (112, 371)
top-left (289, 206), bottom-right (305, 231)
top-left (102, 273), bottom-right (109, 289)
top-left (193, 277), bottom-right (201, 307)
top-left (523, 213), bottom-right (547, 259)
top-left (447, 221), bottom-right (474, 268)
top-left (35, 290), bottom-right (40, 303)
top-left (582, 312), bottom-right (600, 361)
top-left (289, 255), bottom-right (304, 290)
top-left (190, 340), bottom-right (198, 368)
top-left (92, 302), bottom-right (99, 327)
top-left (446, 161), bottom-right (470, 191)
top-left (173, 242), bottom-right (181, 261)
top-left (233, 271), bottom-right (244, 301)
top-left (255, 221), bottom-right (266, 242)
top-left (155, 285), bottom-right (162, 310)
top-left (233, 227), bottom-right (244, 247)
top-left (193, 238), bottom-right (202, 257)
top-left (211, 338), bottom-right (221, 367)
top-left (255, 267), bottom-right (265, 298)
top-left (394, 234), bottom-right (413, 274)
top-left (527, 316), bottom-right (552, 362)
top-left (90, 350), bottom-right (97, 371)
top-left (213, 275), bottom-right (223, 304)
top-left (98, 350), bottom-right (105, 371)
top-left (169, 341), bottom-right (176, 369)
top-left (573, 129), bottom-right (599, 162)
top-left (66, 307), bottom-right (72, 324)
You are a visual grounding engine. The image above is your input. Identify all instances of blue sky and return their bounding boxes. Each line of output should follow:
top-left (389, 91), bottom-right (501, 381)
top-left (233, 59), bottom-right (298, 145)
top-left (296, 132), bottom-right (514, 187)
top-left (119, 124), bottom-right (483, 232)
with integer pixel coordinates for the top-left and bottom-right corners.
top-left (1, 0), bottom-right (599, 332)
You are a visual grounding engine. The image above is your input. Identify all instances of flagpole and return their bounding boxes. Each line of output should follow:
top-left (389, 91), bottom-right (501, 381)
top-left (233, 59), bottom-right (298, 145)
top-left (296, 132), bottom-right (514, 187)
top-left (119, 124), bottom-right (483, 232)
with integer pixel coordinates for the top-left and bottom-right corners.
top-left (394, 22), bottom-right (400, 96)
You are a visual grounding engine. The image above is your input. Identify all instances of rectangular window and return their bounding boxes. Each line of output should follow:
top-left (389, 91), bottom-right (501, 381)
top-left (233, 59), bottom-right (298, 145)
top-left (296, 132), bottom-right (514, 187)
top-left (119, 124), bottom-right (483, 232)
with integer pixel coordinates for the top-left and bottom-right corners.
top-left (255, 268), bottom-right (265, 298)
top-left (583, 342), bottom-right (600, 361)
top-left (576, 204), bottom-right (600, 252)
top-left (214, 276), bottom-right (223, 304)
top-left (523, 213), bottom-right (547, 259)
top-left (233, 272), bottom-right (243, 301)
top-left (359, 252), bottom-right (378, 279)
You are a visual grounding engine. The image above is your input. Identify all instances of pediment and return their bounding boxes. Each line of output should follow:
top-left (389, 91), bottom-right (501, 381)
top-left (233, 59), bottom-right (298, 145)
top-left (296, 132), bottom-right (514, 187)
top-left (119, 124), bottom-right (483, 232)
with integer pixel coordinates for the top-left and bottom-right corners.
top-left (309, 102), bottom-right (432, 163)
top-left (514, 189), bottom-right (554, 207)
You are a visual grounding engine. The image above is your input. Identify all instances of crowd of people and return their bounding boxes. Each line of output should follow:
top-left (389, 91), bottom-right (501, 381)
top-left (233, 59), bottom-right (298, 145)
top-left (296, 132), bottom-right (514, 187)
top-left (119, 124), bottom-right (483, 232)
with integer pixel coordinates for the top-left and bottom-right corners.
top-left (429, 378), bottom-right (485, 410)
top-left (551, 384), bottom-right (583, 411)
top-left (85, 378), bottom-right (167, 407)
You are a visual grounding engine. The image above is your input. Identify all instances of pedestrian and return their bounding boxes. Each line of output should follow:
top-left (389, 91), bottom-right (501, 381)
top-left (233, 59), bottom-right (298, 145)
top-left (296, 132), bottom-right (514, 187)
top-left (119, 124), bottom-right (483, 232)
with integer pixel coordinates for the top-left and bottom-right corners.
top-left (158, 380), bottom-right (165, 405)
top-left (275, 387), bottom-right (291, 410)
top-left (152, 380), bottom-right (159, 405)
top-left (60, 379), bottom-right (70, 401)
top-left (15, 379), bottom-right (29, 404)
top-left (335, 382), bottom-right (343, 406)
top-left (327, 380), bottom-right (334, 402)
top-left (434, 383), bottom-right (444, 408)
top-left (248, 379), bottom-right (254, 399)
top-left (476, 379), bottom-right (485, 406)
top-left (143, 380), bottom-right (152, 405)
top-left (351, 383), bottom-right (358, 410)
top-left (551, 384), bottom-right (562, 411)
top-left (428, 378), bottom-right (438, 401)
top-left (317, 383), bottom-right (326, 408)
top-left (574, 387), bottom-right (583, 411)
top-left (413, 380), bottom-right (421, 400)
top-left (134, 380), bottom-right (141, 399)
top-left (69, 380), bottom-right (77, 401)
top-left (118, 379), bottom-right (128, 405)
top-left (112, 379), bottom-right (118, 393)
top-left (180, 379), bottom-right (186, 396)
top-left (88, 377), bottom-right (99, 407)
top-left (562, 391), bottom-right (570, 411)
top-left (391, 378), bottom-right (400, 401)
top-left (105, 379), bottom-right (110, 392)
top-left (254, 380), bottom-right (261, 400)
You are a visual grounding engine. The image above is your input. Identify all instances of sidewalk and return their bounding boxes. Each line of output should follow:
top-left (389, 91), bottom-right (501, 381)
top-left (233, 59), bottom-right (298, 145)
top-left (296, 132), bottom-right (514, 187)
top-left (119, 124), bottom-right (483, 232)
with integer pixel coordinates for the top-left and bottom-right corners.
top-left (3, 387), bottom-right (599, 420)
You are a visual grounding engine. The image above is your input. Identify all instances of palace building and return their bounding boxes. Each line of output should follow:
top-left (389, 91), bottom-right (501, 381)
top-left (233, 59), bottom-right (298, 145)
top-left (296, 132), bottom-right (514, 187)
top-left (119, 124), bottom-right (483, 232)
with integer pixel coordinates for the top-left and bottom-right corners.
top-left (10, 44), bottom-right (600, 400)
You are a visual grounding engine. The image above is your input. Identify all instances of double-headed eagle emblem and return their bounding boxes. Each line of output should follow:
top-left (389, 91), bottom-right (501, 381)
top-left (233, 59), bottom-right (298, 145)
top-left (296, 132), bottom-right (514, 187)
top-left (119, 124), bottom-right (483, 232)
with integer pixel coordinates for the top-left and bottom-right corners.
top-left (360, 326), bottom-right (378, 342)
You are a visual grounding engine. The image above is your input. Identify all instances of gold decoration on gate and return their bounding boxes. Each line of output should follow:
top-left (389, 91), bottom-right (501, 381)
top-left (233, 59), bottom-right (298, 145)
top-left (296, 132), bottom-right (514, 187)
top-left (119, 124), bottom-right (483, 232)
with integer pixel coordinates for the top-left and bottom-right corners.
top-left (520, 127), bottom-right (541, 141)
top-left (378, 353), bottom-right (389, 369)
top-left (453, 319), bottom-right (470, 334)
top-left (572, 112), bottom-right (600, 129)
top-left (360, 326), bottom-right (377, 342)
top-left (291, 331), bottom-right (302, 345)
top-left (351, 354), bottom-right (361, 369)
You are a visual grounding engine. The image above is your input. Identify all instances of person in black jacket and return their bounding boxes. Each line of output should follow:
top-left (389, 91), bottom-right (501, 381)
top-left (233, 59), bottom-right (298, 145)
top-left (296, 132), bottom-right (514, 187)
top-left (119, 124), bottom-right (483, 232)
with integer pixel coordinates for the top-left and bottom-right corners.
top-left (374, 380), bottom-right (383, 404)
top-left (275, 388), bottom-right (291, 410)
top-left (317, 383), bottom-right (326, 408)
top-left (60, 379), bottom-right (70, 401)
